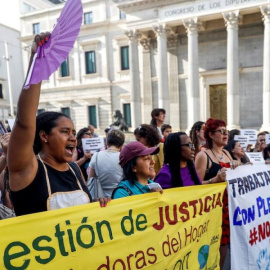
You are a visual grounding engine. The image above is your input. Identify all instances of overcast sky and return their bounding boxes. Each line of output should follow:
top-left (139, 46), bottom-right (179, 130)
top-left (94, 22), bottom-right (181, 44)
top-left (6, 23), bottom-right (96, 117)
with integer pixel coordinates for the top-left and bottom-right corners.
top-left (0, 0), bottom-right (20, 30)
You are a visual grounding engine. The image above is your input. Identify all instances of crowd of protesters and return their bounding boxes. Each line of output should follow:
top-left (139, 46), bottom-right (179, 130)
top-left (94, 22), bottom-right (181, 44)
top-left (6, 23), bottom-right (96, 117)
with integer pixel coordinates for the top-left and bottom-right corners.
top-left (0, 33), bottom-right (270, 270)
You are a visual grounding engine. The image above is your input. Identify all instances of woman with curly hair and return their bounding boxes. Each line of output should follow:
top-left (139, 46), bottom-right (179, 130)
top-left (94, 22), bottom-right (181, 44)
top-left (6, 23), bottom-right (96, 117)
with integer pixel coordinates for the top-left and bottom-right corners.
top-left (189, 121), bottom-right (206, 155)
top-left (195, 118), bottom-right (240, 269)
top-left (155, 132), bottom-right (201, 188)
top-left (72, 127), bottom-right (93, 181)
top-left (134, 124), bottom-right (164, 174)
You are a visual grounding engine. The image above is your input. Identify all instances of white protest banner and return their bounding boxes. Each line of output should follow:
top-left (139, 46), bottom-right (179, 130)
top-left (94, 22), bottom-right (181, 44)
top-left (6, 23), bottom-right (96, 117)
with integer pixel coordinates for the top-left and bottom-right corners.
top-left (82, 137), bottom-right (105, 153)
top-left (234, 135), bottom-right (249, 151)
top-left (245, 152), bottom-right (264, 164)
top-left (240, 129), bottom-right (257, 144)
top-left (227, 164), bottom-right (270, 270)
top-left (266, 134), bottom-right (270, 145)
top-left (7, 119), bottom-right (15, 131)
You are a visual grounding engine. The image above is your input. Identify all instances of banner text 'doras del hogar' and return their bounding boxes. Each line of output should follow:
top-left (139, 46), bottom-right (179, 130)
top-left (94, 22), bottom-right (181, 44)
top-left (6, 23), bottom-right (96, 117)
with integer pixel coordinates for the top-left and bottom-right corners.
top-left (0, 183), bottom-right (226, 270)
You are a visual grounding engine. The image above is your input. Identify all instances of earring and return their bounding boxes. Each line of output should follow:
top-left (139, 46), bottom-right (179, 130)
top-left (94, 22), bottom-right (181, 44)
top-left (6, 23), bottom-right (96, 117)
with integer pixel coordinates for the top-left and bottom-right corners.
top-left (133, 169), bottom-right (137, 172)
top-left (44, 140), bottom-right (47, 143)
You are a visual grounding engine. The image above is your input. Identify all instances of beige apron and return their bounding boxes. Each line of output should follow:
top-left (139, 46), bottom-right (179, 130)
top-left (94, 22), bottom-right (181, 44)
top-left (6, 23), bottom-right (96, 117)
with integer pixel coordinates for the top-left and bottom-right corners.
top-left (38, 155), bottom-right (90, 211)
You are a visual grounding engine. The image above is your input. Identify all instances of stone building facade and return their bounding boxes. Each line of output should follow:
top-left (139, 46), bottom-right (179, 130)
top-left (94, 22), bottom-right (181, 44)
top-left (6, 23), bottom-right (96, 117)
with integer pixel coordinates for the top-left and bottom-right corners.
top-left (0, 24), bottom-right (23, 120)
top-left (19, 0), bottom-right (270, 132)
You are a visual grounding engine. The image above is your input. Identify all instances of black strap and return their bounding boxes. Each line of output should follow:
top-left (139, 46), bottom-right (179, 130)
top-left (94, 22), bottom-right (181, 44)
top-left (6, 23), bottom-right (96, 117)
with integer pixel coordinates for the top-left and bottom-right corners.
top-left (111, 186), bottom-right (134, 198)
top-left (204, 152), bottom-right (213, 171)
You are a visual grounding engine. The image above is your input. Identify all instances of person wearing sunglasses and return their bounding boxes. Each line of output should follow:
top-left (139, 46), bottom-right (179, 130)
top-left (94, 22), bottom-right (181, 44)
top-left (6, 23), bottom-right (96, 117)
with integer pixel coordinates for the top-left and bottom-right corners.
top-left (72, 127), bottom-right (93, 181)
top-left (154, 132), bottom-right (201, 188)
top-left (195, 118), bottom-right (238, 269)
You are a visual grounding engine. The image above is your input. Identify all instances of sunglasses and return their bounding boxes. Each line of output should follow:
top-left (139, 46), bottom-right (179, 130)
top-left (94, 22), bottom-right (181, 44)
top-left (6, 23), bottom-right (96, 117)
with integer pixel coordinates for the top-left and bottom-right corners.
top-left (213, 129), bottom-right (228, 135)
top-left (180, 143), bottom-right (195, 149)
top-left (84, 132), bottom-right (92, 136)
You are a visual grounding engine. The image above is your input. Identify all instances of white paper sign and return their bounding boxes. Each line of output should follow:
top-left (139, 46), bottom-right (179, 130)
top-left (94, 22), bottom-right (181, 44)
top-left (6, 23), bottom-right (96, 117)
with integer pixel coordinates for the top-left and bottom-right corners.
top-left (7, 119), bottom-right (15, 131)
top-left (234, 135), bottom-right (249, 151)
top-left (227, 164), bottom-right (270, 270)
top-left (82, 138), bottom-right (105, 153)
top-left (240, 129), bottom-right (257, 144)
top-left (265, 134), bottom-right (270, 145)
top-left (245, 152), bottom-right (264, 164)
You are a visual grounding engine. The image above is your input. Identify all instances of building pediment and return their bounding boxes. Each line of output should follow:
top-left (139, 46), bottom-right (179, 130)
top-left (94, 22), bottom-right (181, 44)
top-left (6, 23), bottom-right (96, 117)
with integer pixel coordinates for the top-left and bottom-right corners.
top-left (113, 0), bottom-right (186, 12)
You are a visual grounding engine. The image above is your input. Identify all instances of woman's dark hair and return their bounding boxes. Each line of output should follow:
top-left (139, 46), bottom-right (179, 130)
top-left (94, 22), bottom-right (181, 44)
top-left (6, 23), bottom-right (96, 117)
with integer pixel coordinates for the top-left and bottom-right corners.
top-left (150, 108), bottom-right (166, 126)
top-left (107, 130), bottom-right (125, 147)
top-left (224, 140), bottom-right (248, 163)
top-left (204, 118), bottom-right (226, 149)
top-left (228, 129), bottom-right (240, 141)
top-left (76, 127), bottom-right (90, 150)
top-left (189, 121), bottom-right (205, 154)
top-left (134, 124), bottom-right (160, 147)
top-left (34, 111), bottom-right (69, 154)
top-left (164, 132), bottom-right (201, 187)
top-left (122, 157), bottom-right (138, 184)
top-left (263, 144), bottom-right (270, 160)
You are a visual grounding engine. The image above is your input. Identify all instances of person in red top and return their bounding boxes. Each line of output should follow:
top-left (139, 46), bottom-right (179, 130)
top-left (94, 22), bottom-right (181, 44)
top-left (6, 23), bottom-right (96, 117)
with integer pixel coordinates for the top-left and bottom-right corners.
top-left (195, 118), bottom-right (240, 270)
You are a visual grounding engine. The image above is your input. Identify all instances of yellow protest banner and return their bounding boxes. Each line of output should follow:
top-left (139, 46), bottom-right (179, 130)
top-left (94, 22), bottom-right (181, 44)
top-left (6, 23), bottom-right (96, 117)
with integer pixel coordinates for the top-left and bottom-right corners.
top-left (0, 183), bottom-right (226, 270)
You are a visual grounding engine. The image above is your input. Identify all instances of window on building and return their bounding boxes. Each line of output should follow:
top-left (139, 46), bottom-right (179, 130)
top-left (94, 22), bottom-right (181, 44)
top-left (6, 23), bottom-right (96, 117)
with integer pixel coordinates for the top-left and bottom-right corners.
top-left (60, 58), bottom-right (69, 77)
top-left (0, 84), bottom-right (3, 99)
top-left (85, 51), bottom-right (96, 74)
top-left (88, 106), bottom-right (97, 128)
top-left (84, 12), bottom-right (93, 24)
top-left (33, 23), bottom-right (40, 35)
top-left (37, 109), bottom-right (45, 115)
top-left (120, 46), bottom-right (129, 70)
top-left (119, 9), bottom-right (126, 20)
top-left (61, 107), bottom-right (70, 118)
top-left (123, 103), bottom-right (131, 127)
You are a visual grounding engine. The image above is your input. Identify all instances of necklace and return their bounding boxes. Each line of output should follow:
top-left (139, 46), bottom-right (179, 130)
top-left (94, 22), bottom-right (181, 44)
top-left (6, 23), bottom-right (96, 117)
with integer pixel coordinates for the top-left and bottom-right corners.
top-left (211, 149), bottom-right (224, 162)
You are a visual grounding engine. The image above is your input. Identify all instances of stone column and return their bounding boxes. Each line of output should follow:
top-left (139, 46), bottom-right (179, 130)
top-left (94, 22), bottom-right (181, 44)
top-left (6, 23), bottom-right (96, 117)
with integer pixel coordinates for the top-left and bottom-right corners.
top-left (153, 24), bottom-right (170, 123)
top-left (223, 11), bottom-right (241, 129)
top-left (183, 18), bottom-right (201, 130)
top-left (167, 33), bottom-right (180, 130)
top-left (125, 29), bottom-right (142, 129)
top-left (261, 6), bottom-right (270, 131)
top-left (140, 38), bottom-right (152, 124)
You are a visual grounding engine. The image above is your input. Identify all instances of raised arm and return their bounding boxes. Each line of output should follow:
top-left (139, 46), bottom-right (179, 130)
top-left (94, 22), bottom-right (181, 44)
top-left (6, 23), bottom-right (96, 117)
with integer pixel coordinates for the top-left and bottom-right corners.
top-left (8, 34), bottom-right (49, 191)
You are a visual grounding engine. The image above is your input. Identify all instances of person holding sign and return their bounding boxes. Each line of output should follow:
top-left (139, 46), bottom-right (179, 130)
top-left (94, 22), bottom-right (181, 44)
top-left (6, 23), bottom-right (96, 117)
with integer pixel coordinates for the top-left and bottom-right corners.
top-left (112, 142), bottom-right (163, 199)
top-left (195, 118), bottom-right (238, 269)
top-left (72, 127), bottom-right (93, 181)
top-left (7, 34), bottom-right (108, 216)
top-left (224, 140), bottom-right (250, 164)
top-left (154, 132), bottom-right (201, 188)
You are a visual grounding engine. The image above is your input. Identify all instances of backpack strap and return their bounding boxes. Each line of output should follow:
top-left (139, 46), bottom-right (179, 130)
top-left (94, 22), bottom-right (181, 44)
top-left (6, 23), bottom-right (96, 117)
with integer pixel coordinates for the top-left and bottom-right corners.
top-left (111, 186), bottom-right (134, 198)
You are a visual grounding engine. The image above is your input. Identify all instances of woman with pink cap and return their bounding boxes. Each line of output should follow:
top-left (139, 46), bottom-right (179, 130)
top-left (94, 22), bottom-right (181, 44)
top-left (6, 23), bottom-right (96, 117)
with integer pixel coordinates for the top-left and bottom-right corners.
top-left (112, 141), bottom-right (163, 199)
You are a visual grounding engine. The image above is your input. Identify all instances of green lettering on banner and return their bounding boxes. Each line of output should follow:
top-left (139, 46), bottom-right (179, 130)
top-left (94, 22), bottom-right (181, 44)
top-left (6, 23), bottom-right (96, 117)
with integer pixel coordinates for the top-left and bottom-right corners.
top-left (136, 214), bottom-right (147, 231)
top-left (121, 210), bottom-right (134, 236)
top-left (32, 236), bottom-right (56, 264)
top-left (4, 241), bottom-right (30, 270)
top-left (96, 220), bottom-right (113, 243)
top-left (55, 223), bottom-right (68, 256)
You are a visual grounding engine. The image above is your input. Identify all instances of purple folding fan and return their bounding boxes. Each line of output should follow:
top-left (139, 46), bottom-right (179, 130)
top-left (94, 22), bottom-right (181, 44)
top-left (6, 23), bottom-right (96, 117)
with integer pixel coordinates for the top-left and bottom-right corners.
top-left (24, 0), bottom-right (83, 89)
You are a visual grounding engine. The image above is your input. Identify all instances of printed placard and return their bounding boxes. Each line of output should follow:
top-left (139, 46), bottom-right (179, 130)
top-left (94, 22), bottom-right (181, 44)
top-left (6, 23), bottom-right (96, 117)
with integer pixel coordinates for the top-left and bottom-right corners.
top-left (82, 137), bottom-right (105, 153)
top-left (227, 164), bottom-right (270, 270)
top-left (240, 129), bottom-right (257, 144)
top-left (7, 119), bottom-right (15, 131)
top-left (245, 152), bottom-right (264, 164)
top-left (234, 135), bottom-right (249, 151)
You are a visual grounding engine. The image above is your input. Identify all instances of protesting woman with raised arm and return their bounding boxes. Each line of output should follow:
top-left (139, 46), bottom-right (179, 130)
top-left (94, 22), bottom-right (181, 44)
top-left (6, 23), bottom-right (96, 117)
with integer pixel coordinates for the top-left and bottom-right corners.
top-left (8, 34), bottom-right (108, 216)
